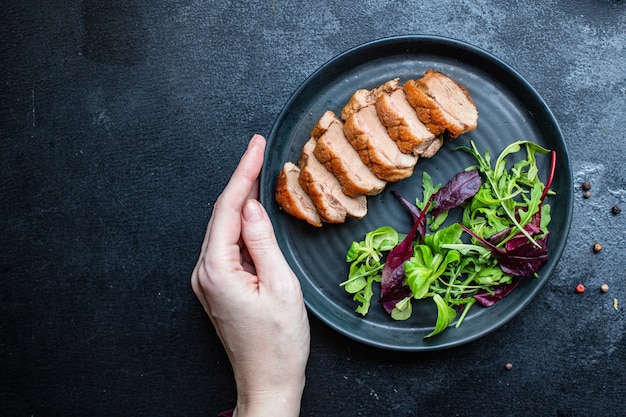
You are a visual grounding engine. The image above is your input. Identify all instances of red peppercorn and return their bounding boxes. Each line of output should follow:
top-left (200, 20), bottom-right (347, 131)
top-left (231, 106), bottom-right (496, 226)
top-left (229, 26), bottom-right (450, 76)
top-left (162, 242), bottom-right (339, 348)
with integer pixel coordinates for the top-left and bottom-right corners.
top-left (576, 284), bottom-right (585, 293)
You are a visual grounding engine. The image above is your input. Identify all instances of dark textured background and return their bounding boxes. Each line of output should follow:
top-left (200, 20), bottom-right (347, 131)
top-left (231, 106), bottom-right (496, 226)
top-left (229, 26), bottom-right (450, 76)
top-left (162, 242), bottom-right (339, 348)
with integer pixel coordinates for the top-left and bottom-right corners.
top-left (1, 1), bottom-right (625, 416)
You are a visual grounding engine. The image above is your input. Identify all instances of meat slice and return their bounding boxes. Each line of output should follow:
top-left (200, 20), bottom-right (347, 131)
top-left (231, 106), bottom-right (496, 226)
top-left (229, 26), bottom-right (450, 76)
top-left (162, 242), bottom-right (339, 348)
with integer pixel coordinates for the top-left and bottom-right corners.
top-left (375, 87), bottom-right (438, 156)
top-left (298, 138), bottom-right (367, 223)
top-left (404, 70), bottom-right (478, 139)
top-left (418, 135), bottom-right (444, 158)
top-left (275, 162), bottom-right (322, 227)
top-left (343, 104), bottom-right (419, 182)
top-left (343, 103), bottom-right (418, 182)
top-left (312, 111), bottom-right (387, 197)
top-left (341, 79), bottom-right (399, 121)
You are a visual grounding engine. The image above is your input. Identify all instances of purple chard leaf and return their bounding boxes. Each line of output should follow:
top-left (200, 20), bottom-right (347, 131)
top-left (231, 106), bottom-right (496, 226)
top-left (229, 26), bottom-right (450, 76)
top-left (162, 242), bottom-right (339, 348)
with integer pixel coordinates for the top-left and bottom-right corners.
top-left (391, 189), bottom-right (426, 240)
top-left (380, 263), bottom-right (411, 313)
top-left (432, 169), bottom-right (482, 217)
top-left (474, 280), bottom-right (520, 307)
top-left (460, 224), bottom-right (550, 277)
top-left (380, 199), bottom-right (432, 313)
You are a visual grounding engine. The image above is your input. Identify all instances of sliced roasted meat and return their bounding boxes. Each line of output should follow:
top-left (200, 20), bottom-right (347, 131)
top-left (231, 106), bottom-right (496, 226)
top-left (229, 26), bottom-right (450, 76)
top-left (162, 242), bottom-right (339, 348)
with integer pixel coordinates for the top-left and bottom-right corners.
top-left (341, 79), bottom-right (399, 121)
top-left (275, 162), bottom-right (322, 227)
top-left (343, 103), bottom-right (418, 182)
top-left (312, 111), bottom-right (387, 197)
top-left (376, 87), bottom-right (437, 156)
top-left (404, 70), bottom-right (478, 139)
top-left (274, 70), bottom-right (479, 227)
top-left (298, 138), bottom-right (367, 223)
top-left (418, 135), bottom-right (444, 158)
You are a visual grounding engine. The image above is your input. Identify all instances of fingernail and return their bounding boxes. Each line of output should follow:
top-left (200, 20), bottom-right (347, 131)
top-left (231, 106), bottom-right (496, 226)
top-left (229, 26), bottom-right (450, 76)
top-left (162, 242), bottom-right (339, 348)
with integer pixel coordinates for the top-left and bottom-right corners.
top-left (249, 134), bottom-right (265, 147)
top-left (242, 199), bottom-right (263, 222)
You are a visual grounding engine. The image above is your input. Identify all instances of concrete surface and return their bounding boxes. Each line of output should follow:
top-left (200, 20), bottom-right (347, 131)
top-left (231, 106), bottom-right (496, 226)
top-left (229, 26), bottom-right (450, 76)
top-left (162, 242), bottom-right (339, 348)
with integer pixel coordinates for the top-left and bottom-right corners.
top-left (1, 1), bottom-right (625, 416)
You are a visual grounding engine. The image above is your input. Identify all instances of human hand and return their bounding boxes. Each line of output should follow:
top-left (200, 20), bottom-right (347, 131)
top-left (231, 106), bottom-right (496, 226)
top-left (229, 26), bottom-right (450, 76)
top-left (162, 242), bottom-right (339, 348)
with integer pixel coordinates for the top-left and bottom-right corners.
top-left (191, 134), bottom-right (310, 417)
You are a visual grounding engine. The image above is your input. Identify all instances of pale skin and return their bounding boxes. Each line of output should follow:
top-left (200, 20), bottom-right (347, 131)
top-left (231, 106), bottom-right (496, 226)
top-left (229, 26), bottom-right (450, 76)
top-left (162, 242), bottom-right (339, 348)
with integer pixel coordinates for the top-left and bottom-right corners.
top-left (191, 134), bottom-right (311, 417)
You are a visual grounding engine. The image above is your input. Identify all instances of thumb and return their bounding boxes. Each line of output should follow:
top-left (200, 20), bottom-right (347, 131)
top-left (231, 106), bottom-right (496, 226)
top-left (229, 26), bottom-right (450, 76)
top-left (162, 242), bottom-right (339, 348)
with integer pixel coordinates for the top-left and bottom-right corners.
top-left (241, 199), bottom-right (293, 281)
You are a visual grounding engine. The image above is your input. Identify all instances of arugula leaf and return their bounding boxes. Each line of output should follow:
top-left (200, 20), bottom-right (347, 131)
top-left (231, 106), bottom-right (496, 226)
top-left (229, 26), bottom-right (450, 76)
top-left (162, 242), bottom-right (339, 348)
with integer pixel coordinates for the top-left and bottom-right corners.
top-left (458, 140), bottom-right (550, 247)
top-left (416, 172), bottom-right (440, 211)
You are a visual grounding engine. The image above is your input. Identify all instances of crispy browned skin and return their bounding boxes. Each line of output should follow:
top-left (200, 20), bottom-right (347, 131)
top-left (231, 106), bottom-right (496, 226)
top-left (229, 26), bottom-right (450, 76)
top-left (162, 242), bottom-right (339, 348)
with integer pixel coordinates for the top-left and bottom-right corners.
top-left (298, 138), bottom-right (367, 223)
top-left (313, 111), bottom-right (387, 197)
top-left (404, 80), bottom-right (458, 136)
top-left (341, 79), bottom-right (399, 121)
top-left (403, 70), bottom-right (478, 139)
top-left (376, 87), bottom-right (437, 156)
top-left (274, 162), bottom-right (322, 227)
top-left (343, 103), bottom-right (418, 182)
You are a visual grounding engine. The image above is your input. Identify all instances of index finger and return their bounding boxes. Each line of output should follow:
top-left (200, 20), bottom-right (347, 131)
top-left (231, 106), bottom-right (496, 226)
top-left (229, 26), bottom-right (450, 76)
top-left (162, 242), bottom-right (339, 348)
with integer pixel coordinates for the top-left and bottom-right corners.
top-left (207, 134), bottom-right (266, 248)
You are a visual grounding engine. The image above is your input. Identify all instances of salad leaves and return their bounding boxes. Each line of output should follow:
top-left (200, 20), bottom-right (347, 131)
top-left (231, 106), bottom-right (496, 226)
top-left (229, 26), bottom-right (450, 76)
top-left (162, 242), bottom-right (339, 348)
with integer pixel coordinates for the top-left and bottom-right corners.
top-left (342, 140), bottom-right (557, 337)
top-left (342, 226), bottom-right (398, 315)
top-left (380, 200), bottom-right (431, 313)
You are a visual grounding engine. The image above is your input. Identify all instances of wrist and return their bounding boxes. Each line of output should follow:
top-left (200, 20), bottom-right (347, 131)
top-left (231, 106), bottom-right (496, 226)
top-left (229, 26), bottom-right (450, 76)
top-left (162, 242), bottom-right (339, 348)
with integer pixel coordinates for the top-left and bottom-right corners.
top-left (233, 381), bottom-right (304, 417)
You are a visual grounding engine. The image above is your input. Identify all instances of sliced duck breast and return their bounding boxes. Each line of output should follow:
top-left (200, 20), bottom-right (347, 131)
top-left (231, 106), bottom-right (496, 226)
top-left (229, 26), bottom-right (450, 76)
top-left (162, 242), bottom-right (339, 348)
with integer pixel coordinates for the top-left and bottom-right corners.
top-left (298, 138), bottom-right (367, 223)
top-left (375, 87), bottom-right (438, 156)
top-left (312, 111), bottom-right (387, 197)
top-left (275, 162), bottom-right (322, 227)
top-left (418, 135), bottom-right (444, 158)
top-left (341, 79), bottom-right (399, 121)
top-left (403, 70), bottom-right (478, 139)
top-left (343, 103), bottom-right (418, 182)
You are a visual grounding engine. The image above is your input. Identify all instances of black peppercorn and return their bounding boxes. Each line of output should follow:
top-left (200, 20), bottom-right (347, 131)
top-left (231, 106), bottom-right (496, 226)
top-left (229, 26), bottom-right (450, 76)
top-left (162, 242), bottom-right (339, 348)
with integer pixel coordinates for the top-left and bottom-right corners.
top-left (582, 181), bottom-right (591, 191)
top-left (612, 205), bottom-right (621, 215)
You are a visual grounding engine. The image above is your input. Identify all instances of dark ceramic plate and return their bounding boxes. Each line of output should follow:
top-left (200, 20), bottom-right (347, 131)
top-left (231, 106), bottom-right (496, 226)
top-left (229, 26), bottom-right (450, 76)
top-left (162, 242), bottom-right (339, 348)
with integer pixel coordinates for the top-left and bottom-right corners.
top-left (260, 35), bottom-right (573, 351)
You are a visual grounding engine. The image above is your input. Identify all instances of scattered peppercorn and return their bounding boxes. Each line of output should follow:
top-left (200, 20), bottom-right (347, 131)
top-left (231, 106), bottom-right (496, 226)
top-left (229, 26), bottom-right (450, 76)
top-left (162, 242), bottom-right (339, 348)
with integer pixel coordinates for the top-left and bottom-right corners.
top-left (505, 363), bottom-right (513, 370)
top-left (582, 181), bottom-right (591, 191)
top-left (583, 191), bottom-right (591, 199)
top-left (593, 243), bottom-right (602, 253)
top-left (576, 284), bottom-right (585, 293)
top-left (601, 284), bottom-right (609, 293)
top-left (612, 205), bottom-right (622, 215)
